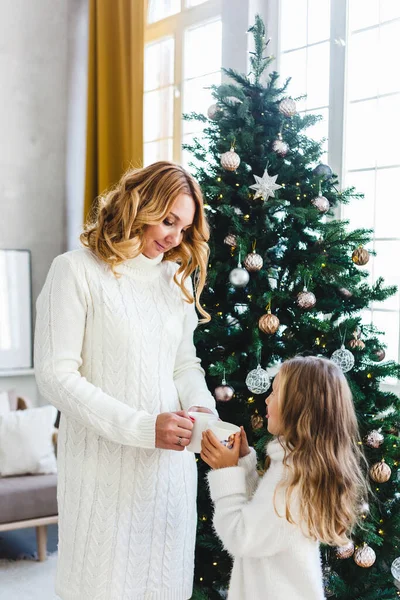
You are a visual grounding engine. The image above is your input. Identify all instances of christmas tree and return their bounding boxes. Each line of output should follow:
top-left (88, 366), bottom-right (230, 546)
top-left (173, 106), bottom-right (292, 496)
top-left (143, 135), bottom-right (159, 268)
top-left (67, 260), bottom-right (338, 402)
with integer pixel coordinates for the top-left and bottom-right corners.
top-left (184, 15), bottom-right (400, 600)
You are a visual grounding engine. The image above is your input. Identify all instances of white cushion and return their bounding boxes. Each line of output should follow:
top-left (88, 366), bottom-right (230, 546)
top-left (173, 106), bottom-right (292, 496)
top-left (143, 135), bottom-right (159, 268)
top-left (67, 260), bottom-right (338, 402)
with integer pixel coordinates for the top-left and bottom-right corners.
top-left (0, 391), bottom-right (11, 416)
top-left (0, 405), bottom-right (58, 476)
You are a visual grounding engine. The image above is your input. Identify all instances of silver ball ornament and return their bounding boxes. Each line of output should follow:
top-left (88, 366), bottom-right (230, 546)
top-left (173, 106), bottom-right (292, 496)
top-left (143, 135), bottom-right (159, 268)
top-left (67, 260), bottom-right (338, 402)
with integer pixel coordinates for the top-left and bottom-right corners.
top-left (311, 194), bottom-right (330, 213)
top-left (207, 103), bottom-right (220, 119)
top-left (312, 163), bottom-right (333, 180)
top-left (221, 147), bottom-right (240, 171)
top-left (229, 267), bottom-right (250, 288)
top-left (245, 365), bottom-right (270, 394)
top-left (331, 345), bottom-right (355, 373)
top-left (214, 384), bottom-right (235, 402)
top-left (272, 137), bottom-right (289, 156)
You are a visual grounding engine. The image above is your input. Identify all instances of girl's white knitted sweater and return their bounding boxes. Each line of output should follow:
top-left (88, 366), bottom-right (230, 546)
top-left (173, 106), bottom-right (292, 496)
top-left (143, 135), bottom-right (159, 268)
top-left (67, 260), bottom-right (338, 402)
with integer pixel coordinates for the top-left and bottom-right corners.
top-left (34, 248), bottom-right (216, 600)
top-left (207, 440), bottom-right (325, 600)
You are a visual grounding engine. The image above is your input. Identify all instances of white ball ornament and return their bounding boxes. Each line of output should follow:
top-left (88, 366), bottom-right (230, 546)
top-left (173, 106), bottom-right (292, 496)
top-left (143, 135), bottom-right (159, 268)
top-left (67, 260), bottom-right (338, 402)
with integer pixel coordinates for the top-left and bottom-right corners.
top-left (245, 365), bottom-right (270, 394)
top-left (391, 557), bottom-right (400, 584)
top-left (331, 345), bottom-right (355, 373)
top-left (278, 97), bottom-right (297, 117)
top-left (272, 134), bottom-right (289, 156)
top-left (221, 147), bottom-right (241, 171)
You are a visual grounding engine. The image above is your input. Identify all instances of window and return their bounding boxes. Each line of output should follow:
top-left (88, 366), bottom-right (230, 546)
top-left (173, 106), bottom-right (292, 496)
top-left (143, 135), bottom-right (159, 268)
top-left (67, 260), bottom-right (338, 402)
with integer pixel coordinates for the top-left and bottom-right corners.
top-left (144, 0), bottom-right (222, 167)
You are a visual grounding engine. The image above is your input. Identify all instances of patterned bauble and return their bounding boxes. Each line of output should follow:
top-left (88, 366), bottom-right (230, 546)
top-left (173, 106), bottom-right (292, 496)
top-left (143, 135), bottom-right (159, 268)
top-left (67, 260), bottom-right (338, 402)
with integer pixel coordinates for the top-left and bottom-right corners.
top-left (312, 163), bottom-right (333, 180)
top-left (373, 348), bottom-right (386, 362)
top-left (336, 541), bottom-right (355, 559)
top-left (251, 414), bottom-right (264, 430)
top-left (229, 266), bottom-right (250, 288)
top-left (246, 365), bottom-right (270, 394)
top-left (207, 103), bottom-right (221, 120)
top-left (338, 287), bottom-right (353, 298)
top-left (258, 312), bottom-right (280, 334)
top-left (331, 345), bottom-right (355, 373)
top-left (369, 460), bottom-right (391, 483)
top-left (244, 251), bottom-right (263, 272)
top-left (224, 233), bottom-right (237, 247)
top-left (354, 544), bottom-right (376, 568)
top-left (311, 193), bottom-right (330, 213)
top-left (349, 338), bottom-right (365, 350)
top-left (365, 430), bottom-right (384, 449)
top-left (214, 384), bottom-right (235, 402)
top-left (297, 289), bottom-right (317, 309)
top-left (322, 566), bottom-right (339, 598)
top-left (221, 147), bottom-right (240, 171)
top-left (272, 136), bottom-right (289, 156)
top-left (278, 97), bottom-right (297, 117)
top-left (352, 246), bottom-right (370, 266)
top-left (391, 557), bottom-right (400, 583)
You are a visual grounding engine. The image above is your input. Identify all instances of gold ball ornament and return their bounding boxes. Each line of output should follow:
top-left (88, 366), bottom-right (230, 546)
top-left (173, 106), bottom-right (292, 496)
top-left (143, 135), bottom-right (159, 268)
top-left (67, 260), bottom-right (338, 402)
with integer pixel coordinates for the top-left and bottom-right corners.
top-left (354, 544), bottom-right (376, 568)
top-left (214, 384), bottom-right (235, 402)
top-left (297, 289), bottom-right (316, 309)
top-left (311, 194), bottom-right (330, 213)
top-left (224, 233), bottom-right (237, 247)
top-left (336, 541), bottom-right (355, 559)
top-left (220, 147), bottom-right (240, 172)
top-left (278, 97), bottom-right (297, 117)
top-left (369, 460), bottom-right (392, 483)
top-left (251, 414), bottom-right (264, 430)
top-left (365, 430), bottom-right (384, 449)
top-left (244, 251), bottom-right (263, 272)
top-left (259, 312), bottom-right (280, 334)
top-left (352, 246), bottom-right (370, 266)
top-left (349, 338), bottom-right (365, 349)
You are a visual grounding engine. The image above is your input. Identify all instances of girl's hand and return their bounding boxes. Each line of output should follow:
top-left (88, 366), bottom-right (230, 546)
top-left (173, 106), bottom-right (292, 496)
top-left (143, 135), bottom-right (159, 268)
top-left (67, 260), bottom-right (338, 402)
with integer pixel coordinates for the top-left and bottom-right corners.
top-left (200, 430), bottom-right (240, 469)
top-left (239, 426), bottom-right (251, 458)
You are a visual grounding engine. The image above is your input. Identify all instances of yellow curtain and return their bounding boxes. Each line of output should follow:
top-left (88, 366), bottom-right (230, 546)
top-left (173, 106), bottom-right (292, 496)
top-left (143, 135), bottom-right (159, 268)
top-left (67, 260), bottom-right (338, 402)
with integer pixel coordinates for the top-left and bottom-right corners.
top-left (84, 0), bottom-right (144, 221)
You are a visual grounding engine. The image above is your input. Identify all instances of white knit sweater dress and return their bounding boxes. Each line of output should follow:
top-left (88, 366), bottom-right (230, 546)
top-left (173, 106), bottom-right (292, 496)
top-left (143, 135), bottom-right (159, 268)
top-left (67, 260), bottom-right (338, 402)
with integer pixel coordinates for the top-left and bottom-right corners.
top-left (34, 248), bottom-right (216, 600)
top-left (208, 440), bottom-right (325, 600)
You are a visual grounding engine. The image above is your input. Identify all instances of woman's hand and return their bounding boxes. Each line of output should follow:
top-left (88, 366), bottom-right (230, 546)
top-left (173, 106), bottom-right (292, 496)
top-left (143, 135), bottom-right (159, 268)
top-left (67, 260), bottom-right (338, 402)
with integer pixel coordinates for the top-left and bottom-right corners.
top-left (239, 426), bottom-right (251, 458)
top-left (200, 430), bottom-right (240, 469)
top-left (155, 411), bottom-right (194, 451)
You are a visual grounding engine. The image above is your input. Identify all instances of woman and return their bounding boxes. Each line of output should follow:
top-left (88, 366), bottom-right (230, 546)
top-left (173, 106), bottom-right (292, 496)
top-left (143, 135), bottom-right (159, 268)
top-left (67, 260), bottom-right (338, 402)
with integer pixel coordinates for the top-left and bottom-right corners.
top-left (34, 161), bottom-right (217, 600)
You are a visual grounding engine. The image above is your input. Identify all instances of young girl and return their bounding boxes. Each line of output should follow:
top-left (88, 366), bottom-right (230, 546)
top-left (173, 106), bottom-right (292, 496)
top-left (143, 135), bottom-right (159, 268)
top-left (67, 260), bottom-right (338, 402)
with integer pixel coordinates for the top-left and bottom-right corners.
top-left (201, 356), bottom-right (369, 600)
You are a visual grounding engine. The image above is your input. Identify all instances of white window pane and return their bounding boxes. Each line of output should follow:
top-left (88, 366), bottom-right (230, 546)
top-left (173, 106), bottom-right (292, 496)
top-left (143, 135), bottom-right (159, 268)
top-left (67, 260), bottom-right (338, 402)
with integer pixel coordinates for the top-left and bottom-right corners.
top-left (147, 0), bottom-right (180, 24)
top-left (183, 72), bottom-right (221, 134)
top-left (185, 0), bottom-right (208, 6)
top-left (306, 42), bottom-right (330, 108)
top-left (380, 0), bottom-right (400, 22)
top-left (349, 0), bottom-right (379, 31)
top-left (377, 94), bottom-right (400, 167)
top-left (345, 99), bottom-right (378, 170)
top-left (304, 107), bottom-right (329, 158)
top-left (281, 0), bottom-right (307, 51)
top-left (184, 20), bottom-right (222, 79)
top-left (372, 241), bottom-right (400, 311)
top-left (375, 168), bottom-right (400, 238)
top-left (348, 29), bottom-right (379, 101)
top-left (144, 87), bottom-right (174, 142)
top-left (144, 139), bottom-right (173, 167)
top-left (182, 132), bottom-right (206, 172)
top-left (378, 22), bottom-right (400, 95)
top-left (371, 310), bottom-right (399, 362)
top-left (342, 170), bottom-right (375, 232)
top-left (280, 49), bottom-right (307, 111)
top-left (145, 38), bottom-right (174, 92)
top-left (307, 0), bottom-right (331, 45)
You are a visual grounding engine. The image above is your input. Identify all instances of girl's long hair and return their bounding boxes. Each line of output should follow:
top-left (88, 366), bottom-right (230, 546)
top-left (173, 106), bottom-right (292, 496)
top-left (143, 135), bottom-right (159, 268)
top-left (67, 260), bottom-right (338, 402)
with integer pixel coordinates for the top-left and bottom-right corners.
top-left (276, 356), bottom-right (369, 546)
top-left (80, 161), bottom-right (211, 321)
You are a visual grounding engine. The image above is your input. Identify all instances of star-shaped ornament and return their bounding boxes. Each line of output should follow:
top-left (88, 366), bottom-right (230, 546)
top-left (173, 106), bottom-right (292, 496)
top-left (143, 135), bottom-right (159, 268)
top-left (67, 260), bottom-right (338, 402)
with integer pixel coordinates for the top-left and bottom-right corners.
top-left (249, 168), bottom-right (282, 200)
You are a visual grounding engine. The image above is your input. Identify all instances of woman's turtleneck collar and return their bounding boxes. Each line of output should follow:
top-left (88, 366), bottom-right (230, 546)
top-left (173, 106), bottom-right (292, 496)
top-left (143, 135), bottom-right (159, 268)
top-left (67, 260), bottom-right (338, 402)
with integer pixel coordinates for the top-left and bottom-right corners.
top-left (117, 252), bottom-right (164, 279)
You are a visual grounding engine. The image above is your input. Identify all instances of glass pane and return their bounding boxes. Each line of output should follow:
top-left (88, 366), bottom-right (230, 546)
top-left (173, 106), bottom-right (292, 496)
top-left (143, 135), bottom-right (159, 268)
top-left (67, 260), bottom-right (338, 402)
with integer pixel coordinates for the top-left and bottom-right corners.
top-left (377, 94), bottom-right (400, 167)
top-left (375, 168), bottom-right (400, 238)
top-left (279, 48), bottom-right (307, 111)
top-left (308, 0), bottom-right (331, 45)
top-left (342, 170), bottom-right (375, 232)
top-left (306, 42), bottom-right (330, 108)
top-left (372, 241), bottom-right (400, 311)
top-left (378, 21), bottom-right (400, 95)
top-left (280, 0), bottom-right (307, 51)
top-left (147, 0), bottom-right (180, 24)
top-left (185, 0), bottom-right (208, 6)
top-left (144, 87), bottom-right (174, 142)
top-left (345, 99), bottom-right (378, 170)
top-left (348, 29), bottom-right (379, 101)
top-left (304, 107), bottom-right (329, 159)
top-left (371, 310), bottom-right (400, 362)
top-left (181, 132), bottom-right (207, 173)
top-left (380, 0), bottom-right (400, 22)
top-left (349, 0), bottom-right (379, 31)
top-left (144, 37), bottom-right (174, 92)
top-left (183, 71), bottom-right (221, 134)
top-left (184, 19), bottom-right (222, 79)
top-left (144, 139), bottom-right (173, 166)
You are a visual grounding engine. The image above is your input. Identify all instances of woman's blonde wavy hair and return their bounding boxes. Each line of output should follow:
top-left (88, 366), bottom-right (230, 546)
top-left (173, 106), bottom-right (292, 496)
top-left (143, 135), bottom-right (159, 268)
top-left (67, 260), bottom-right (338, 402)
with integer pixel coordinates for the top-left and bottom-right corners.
top-left (81, 161), bottom-right (211, 322)
top-left (274, 356), bottom-right (369, 546)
